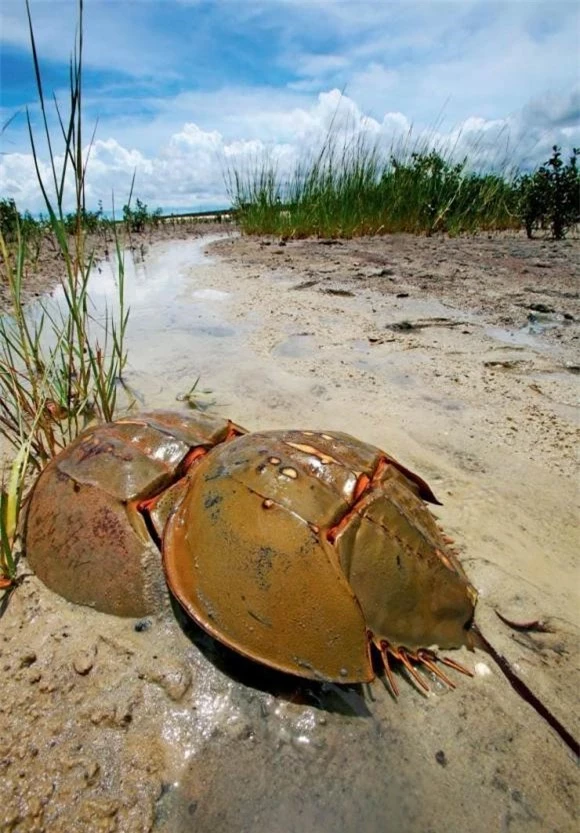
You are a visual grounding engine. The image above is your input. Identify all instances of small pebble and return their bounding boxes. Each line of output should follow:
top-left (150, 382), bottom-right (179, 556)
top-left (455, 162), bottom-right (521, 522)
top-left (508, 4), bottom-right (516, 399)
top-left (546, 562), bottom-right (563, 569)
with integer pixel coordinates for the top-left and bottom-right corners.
top-left (72, 646), bottom-right (96, 676)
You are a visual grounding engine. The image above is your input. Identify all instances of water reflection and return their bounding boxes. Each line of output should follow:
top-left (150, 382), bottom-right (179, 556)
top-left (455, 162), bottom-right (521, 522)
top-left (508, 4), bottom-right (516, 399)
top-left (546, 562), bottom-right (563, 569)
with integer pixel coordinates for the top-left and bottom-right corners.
top-left (46, 234), bottom-right (252, 404)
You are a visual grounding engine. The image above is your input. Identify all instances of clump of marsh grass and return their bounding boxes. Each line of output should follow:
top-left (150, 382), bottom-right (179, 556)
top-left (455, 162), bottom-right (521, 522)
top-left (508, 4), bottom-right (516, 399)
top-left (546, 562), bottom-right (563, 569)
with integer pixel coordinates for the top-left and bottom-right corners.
top-left (227, 128), bottom-right (520, 238)
top-left (0, 0), bottom-right (129, 588)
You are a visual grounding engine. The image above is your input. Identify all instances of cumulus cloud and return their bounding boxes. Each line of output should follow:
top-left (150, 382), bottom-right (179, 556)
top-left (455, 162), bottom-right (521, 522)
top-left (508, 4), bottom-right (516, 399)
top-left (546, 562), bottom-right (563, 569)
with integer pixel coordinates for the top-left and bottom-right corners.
top-left (2, 86), bottom-right (579, 215)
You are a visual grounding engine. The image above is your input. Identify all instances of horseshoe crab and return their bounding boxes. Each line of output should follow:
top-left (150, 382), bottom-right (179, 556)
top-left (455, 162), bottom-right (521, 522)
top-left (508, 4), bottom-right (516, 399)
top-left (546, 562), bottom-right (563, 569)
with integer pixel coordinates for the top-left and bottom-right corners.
top-left (164, 428), bottom-right (478, 691)
top-left (25, 411), bottom-right (247, 617)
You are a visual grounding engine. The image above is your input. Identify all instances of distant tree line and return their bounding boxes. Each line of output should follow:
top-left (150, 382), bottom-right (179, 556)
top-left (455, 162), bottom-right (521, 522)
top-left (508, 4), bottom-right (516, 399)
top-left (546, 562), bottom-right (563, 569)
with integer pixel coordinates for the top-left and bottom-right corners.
top-left (0, 196), bottom-right (163, 242)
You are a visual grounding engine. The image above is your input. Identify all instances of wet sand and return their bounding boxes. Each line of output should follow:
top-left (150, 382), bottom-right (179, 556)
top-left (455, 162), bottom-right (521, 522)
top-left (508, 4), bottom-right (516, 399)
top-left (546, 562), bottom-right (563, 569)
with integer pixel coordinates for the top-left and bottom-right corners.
top-left (0, 220), bottom-right (229, 311)
top-left (1, 231), bottom-right (578, 832)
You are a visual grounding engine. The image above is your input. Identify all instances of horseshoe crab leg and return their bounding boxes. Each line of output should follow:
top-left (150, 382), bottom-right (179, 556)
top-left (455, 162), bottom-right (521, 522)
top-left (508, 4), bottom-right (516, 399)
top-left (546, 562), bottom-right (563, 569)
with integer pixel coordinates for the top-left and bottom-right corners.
top-left (437, 655), bottom-right (474, 677)
top-left (377, 640), bottom-right (432, 696)
top-left (377, 639), bottom-right (399, 697)
top-left (395, 647), bottom-right (431, 693)
top-left (416, 650), bottom-right (457, 689)
top-left (375, 637), bottom-right (473, 696)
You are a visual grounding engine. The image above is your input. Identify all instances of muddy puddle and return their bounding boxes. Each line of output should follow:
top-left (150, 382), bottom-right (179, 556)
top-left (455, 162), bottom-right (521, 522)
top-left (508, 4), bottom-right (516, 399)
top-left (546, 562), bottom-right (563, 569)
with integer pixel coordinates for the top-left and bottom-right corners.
top-left (1, 232), bottom-right (578, 833)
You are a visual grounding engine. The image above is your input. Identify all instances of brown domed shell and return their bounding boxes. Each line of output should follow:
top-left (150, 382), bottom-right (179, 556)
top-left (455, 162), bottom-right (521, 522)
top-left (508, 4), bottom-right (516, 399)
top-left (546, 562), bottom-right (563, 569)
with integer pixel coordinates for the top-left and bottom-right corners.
top-left (25, 410), bottom-right (247, 617)
top-left (163, 429), bottom-right (477, 683)
top-left (163, 430), bottom-right (372, 682)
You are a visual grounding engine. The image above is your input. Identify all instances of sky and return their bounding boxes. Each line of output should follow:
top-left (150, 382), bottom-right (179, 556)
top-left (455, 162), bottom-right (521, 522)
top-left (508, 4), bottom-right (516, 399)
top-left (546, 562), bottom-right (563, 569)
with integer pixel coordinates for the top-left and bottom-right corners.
top-left (0, 0), bottom-right (579, 214)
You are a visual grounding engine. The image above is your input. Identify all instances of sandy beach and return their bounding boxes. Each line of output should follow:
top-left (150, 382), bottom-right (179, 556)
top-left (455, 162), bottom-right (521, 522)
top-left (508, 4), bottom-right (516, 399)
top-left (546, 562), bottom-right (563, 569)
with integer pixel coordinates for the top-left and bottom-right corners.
top-left (1, 229), bottom-right (578, 833)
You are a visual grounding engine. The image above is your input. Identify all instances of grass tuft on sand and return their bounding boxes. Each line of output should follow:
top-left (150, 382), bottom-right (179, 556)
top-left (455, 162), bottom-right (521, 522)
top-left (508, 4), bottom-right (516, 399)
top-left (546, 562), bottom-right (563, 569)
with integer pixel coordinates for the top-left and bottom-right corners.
top-left (227, 129), bottom-right (578, 239)
top-left (0, 0), bottom-right (129, 587)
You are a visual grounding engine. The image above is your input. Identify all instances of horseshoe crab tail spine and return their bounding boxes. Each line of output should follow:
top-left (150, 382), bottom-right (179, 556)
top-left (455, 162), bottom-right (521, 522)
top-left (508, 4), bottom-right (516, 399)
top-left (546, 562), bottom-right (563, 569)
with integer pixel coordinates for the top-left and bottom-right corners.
top-left (471, 624), bottom-right (579, 758)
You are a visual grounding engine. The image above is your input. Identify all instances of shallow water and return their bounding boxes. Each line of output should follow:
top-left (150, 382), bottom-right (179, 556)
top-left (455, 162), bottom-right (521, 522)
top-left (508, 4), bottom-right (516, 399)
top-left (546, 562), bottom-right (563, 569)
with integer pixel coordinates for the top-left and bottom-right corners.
top-left (39, 234), bottom-right (565, 430)
top-left (41, 235), bottom-right (264, 414)
top-left (485, 324), bottom-right (547, 350)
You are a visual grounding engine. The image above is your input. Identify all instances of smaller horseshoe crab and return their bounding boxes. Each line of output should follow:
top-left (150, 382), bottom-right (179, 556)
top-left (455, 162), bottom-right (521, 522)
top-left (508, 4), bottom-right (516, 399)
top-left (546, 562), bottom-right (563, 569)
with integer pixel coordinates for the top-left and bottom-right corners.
top-left (25, 411), bottom-right (246, 617)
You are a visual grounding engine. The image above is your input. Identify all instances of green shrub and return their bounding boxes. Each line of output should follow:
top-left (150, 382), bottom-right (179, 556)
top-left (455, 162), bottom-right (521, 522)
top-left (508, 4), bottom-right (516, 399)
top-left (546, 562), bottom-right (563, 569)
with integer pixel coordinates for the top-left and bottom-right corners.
top-left (228, 139), bottom-right (519, 238)
top-left (0, 198), bottom-right (22, 242)
top-left (63, 205), bottom-right (105, 235)
top-left (517, 146), bottom-right (580, 239)
top-left (0, 199), bottom-right (44, 263)
top-left (122, 198), bottom-right (162, 232)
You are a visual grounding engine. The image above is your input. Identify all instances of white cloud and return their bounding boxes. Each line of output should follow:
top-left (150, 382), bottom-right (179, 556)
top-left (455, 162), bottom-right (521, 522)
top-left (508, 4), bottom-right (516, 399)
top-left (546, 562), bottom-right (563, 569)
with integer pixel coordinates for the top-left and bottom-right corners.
top-left (2, 87), bottom-right (579, 215)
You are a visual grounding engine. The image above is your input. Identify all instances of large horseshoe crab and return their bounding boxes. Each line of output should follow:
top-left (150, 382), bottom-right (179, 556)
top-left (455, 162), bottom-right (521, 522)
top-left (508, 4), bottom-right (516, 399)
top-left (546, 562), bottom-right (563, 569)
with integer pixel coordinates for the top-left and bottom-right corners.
top-left (23, 410), bottom-right (578, 754)
top-left (164, 426), bottom-right (479, 692)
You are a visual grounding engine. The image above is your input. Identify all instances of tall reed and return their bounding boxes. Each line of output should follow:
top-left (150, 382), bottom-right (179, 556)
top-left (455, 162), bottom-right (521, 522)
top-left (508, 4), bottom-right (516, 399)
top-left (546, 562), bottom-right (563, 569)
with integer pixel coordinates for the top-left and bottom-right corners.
top-left (227, 129), bottom-right (520, 238)
top-left (0, 0), bottom-right (130, 585)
